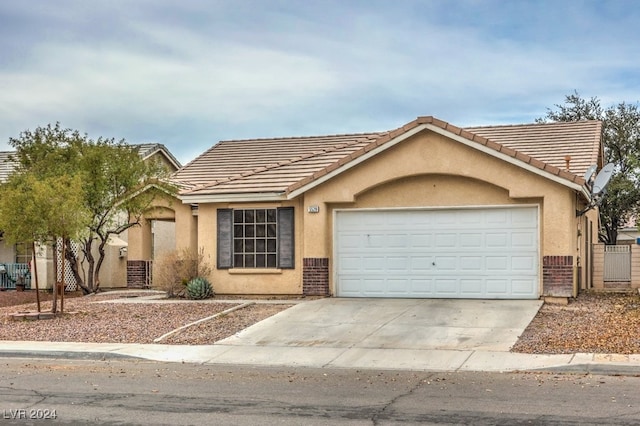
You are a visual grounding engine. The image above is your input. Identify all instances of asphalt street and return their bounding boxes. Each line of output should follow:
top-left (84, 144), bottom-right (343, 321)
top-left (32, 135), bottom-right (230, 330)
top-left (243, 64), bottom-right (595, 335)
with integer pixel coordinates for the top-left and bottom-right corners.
top-left (2, 358), bottom-right (640, 425)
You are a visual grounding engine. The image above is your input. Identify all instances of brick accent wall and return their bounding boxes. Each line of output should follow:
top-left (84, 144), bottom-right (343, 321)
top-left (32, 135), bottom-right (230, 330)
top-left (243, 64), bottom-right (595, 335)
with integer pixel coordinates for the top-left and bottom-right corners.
top-left (542, 255), bottom-right (573, 297)
top-left (127, 260), bottom-right (152, 288)
top-left (303, 258), bottom-right (329, 296)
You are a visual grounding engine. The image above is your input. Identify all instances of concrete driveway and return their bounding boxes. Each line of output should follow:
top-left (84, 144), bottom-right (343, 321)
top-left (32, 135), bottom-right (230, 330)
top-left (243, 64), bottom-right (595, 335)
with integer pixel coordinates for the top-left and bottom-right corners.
top-left (218, 298), bottom-right (543, 352)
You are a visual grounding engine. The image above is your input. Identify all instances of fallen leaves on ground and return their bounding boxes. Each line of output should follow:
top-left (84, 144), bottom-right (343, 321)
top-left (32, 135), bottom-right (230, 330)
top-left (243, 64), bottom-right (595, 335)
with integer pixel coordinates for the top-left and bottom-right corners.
top-left (0, 290), bottom-right (292, 345)
top-left (512, 292), bottom-right (640, 354)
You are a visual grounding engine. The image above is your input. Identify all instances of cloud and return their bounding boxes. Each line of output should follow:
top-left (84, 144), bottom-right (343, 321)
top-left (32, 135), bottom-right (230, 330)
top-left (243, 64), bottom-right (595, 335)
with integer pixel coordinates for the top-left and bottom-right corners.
top-left (2, 0), bottom-right (640, 164)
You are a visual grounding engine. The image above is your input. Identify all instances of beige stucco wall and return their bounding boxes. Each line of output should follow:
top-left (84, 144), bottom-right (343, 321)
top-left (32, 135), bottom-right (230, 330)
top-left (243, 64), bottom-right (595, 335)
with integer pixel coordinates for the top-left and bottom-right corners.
top-left (302, 130), bottom-right (587, 296)
top-left (197, 200), bottom-right (303, 295)
top-left (128, 193), bottom-right (185, 261)
top-left (173, 128), bottom-right (591, 296)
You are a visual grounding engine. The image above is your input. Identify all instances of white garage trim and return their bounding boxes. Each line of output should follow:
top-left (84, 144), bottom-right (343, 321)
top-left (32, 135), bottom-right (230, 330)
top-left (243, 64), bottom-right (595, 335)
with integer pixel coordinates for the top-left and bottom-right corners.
top-left (334, 206), bottom-right (540, 299)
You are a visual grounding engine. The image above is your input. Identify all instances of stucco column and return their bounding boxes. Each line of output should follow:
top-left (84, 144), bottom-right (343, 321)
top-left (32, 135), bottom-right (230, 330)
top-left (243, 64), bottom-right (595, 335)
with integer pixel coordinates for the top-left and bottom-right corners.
top-left (592, 243), bottom-right (604, 289)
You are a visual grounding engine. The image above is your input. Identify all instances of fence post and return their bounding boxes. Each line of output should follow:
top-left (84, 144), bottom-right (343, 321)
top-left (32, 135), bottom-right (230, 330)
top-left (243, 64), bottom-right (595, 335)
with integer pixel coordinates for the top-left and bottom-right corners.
top-left (592, 243), bottom-right (604, 289)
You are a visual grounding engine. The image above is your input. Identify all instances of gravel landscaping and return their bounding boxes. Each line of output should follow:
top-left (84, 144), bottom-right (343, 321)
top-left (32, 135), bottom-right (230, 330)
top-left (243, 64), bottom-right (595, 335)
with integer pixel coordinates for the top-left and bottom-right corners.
top-left (511, 291), bottom-right (640, 355)
top-left (2, 289), bottom-right (640, 354)
top-left (0, 290), bottom-right (293, 345)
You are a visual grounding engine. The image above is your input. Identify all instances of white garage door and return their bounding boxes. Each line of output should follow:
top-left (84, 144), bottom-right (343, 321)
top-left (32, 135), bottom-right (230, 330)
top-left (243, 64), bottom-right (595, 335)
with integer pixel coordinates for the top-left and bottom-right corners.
top-left (335, 207), bottom-right (539, 299)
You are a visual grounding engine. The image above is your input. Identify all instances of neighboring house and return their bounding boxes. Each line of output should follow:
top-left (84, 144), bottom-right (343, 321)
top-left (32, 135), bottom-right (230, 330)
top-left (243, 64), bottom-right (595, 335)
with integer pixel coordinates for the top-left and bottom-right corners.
top-left (128, 116), bottom-right (603, 299)
top-left (617, 217), bottom-right (640, 244)
top-left (0, 143), bottom-right (180, 290)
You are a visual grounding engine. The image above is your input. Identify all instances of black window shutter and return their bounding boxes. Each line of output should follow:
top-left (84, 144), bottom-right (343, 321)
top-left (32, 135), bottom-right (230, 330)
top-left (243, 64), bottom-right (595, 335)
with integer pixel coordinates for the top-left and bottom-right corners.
top-left (277, 207), bottom-right (295, 269)
top-left (217, 209), bottom-right (233, 269)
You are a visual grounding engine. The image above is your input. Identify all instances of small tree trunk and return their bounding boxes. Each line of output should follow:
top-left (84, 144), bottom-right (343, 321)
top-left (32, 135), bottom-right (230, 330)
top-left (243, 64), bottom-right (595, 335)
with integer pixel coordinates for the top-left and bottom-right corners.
top-left (60, 238), bottom-right (65, 314)
top-left (85, 239), bottom-right (97, 293)
top-left (51, 240), bottom-right (58, 314)
top-left (93, 237), bottom-right (109, 293)
top-left (64, 238), bottom-right (86, 293)
top-left (32, 242), bottom-right (40, 313)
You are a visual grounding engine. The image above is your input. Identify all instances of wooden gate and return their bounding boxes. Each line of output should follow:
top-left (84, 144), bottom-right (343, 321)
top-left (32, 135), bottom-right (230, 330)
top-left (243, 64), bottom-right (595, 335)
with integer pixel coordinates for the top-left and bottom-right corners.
top-left (604, 245), bottom-right (631, 282)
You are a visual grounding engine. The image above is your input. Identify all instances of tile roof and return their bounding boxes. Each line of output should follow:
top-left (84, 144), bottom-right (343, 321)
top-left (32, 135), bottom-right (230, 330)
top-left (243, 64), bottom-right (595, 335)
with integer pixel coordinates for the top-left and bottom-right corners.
top-left (173, 116), bottom-right (603, 199)
top-left (134, 143), bottom-right (182, 170)
top-left (0, 152), bottom-right (15, 183)
top-left (465, 120), bottom-right (602, 179)
top-left (175, 132), bottom-right (387, 193)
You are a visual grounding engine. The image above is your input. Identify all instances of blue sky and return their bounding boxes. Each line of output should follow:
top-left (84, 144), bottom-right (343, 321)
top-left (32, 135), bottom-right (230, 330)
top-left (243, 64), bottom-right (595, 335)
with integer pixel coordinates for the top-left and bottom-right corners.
top-left (1, 0), bottom-right (640, 165)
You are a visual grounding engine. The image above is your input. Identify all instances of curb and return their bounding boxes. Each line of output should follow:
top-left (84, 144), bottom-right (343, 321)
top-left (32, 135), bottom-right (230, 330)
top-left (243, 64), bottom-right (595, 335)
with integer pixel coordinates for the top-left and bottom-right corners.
top-left (0, 350), bottom-right (142, 361)
top-left (532, 363), bottom-right (640, 376)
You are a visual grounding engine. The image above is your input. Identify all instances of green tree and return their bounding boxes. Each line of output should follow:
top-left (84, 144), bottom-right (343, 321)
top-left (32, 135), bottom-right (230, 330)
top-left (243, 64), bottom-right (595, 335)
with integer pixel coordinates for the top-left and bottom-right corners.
top-left (538, 91), bottom-right (640, 244)
top-left (0, 172), bottom-right (91, 312)
top-left (6, 123), bottom-right (175, 294)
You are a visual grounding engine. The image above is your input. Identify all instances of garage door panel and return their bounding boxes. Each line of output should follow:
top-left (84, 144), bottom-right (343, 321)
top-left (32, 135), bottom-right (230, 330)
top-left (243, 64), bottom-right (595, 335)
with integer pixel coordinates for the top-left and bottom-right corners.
top-left (460, 234), bottom-right (483, 248)
top-left (434, 256), bottom-right (457, 270)
top-left (387, 279), bottom-right (410, 294)
top-left (460, 256), bottom-right (483, 271)
top-left (486, 209), bottom-right (508, 224)
top-left (409, 233), bottom-right (432, 247)
top-left (486, 233), bottom-right (508, 247)
top-left (435, 279), bottom-right (458, 295)
top-left (410, 279), bottom-right (433, 294)
top-left (486, 256), bottom-right (508, 270)
top-left (486, 279), bottom-right (508, 294)
top-left (363, 257), bottom-right (385, 271)
top-left (512, 231), bottom-right (535, 247)
top-left (340, 256), bottom-right (362, 271)
top-left (409, 256), bottom-right (432, 270)
top-left (336, 207), bottom-right (539, 299)
top-left (511, 208), bottom-right (537, 225)
top-left (512, 256), bottom-right (536, 271)
top-left (512, 279), bottom-right (536, 295)
top-left (460, 278), bottom-right (483, 296)
top-left (363, 279), bottom-right (386, 294)
top-left (385, 256), bottom-right (408, 271)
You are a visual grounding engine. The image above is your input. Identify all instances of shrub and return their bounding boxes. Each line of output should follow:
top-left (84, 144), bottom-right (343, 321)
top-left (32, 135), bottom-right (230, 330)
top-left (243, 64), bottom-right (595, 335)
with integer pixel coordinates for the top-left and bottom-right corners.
top-left (153, 247), bottom-right (212, 298)
top-left (186, 277), bottom-right (214, 300)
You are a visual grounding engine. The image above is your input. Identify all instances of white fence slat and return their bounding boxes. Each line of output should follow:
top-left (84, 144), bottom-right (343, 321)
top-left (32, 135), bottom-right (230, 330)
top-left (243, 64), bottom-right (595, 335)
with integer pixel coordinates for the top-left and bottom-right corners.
top-left (604, 245), bottom-right (631, 282)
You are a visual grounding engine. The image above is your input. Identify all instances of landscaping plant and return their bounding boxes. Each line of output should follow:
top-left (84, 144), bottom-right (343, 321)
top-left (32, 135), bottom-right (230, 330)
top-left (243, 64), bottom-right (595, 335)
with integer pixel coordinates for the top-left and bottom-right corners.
top-left (186, 277), bottom-right (214, 300)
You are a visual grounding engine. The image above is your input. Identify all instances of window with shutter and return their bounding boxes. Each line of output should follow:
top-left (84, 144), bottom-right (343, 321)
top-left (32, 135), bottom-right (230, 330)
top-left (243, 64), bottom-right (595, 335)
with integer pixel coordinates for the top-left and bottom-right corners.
top-left (217, 207), bottom-right (294, 269)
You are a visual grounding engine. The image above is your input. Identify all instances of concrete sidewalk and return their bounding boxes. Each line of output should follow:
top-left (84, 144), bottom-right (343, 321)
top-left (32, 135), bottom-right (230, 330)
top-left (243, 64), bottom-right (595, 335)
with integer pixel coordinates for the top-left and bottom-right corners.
top-left (2, 295), bottom-right (640, 375)
top-left (1, 340), bottom-right (640, 375)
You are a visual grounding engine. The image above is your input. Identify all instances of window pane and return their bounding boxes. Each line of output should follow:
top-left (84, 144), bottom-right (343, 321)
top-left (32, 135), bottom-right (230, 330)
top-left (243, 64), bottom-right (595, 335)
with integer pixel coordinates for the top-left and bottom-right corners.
top-left (231, 208), bottom-right (287, 269)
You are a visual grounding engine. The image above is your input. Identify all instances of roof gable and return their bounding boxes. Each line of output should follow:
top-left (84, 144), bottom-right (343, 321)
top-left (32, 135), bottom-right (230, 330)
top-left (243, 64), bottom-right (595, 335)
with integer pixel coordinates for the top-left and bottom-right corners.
top-left (175, 116), bottom-right (603, 202)
top-left (134, 143), bottom-right (182, 171)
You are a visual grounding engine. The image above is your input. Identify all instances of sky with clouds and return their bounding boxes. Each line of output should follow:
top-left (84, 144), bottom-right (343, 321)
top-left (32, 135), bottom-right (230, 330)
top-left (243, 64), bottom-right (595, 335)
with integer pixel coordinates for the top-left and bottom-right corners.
top-left (1, 0), bottom-right (640, 165)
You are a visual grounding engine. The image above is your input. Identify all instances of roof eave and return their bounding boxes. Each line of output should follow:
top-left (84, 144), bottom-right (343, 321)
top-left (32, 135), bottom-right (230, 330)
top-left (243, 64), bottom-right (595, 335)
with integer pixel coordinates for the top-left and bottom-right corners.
top-left (179, 192), bottom-right (288, 204)
top-left (142, 146), bottom-right (182, 170)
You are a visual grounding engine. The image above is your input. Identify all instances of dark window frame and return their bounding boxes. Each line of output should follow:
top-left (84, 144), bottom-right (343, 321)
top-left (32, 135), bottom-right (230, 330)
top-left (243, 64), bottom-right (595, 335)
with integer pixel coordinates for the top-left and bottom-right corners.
top-left (217, 207), bottom-right (294, 269)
